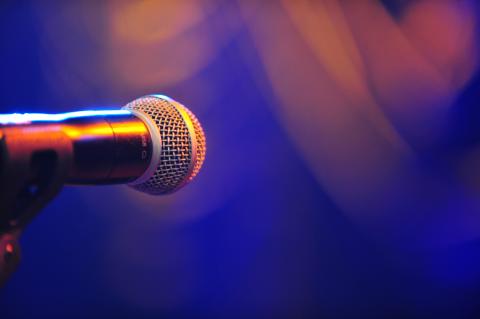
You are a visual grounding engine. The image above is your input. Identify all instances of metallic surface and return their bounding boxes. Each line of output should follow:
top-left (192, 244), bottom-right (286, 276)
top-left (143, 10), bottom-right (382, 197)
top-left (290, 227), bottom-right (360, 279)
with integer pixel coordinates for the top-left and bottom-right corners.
top-left (124, 95), bottom-right (206, 195)
top-left (177, 104), bottom-right (207, 183)
top-left (0, 95), bottom-right (207, 195)
top-left (65, 114), bottom-right (153, 184)
top-left (0, 113), bottom-right (152, 185)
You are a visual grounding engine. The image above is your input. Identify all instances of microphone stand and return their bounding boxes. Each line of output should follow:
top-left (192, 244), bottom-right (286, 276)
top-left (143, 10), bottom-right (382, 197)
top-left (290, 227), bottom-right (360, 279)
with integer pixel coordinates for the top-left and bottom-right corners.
top-left (0, 130), bottom-right (72, 286)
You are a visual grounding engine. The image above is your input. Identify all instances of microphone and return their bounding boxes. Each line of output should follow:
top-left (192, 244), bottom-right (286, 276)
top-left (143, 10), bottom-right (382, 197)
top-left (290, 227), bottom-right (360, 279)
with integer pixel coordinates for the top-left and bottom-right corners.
top-left (0, 95), bottom-right (206, 195)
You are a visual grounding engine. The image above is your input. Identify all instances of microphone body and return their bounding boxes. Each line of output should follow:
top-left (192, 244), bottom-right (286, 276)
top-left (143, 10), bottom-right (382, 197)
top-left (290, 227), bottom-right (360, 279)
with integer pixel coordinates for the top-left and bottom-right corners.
top-left (0, 112), bottom-right (153, 185)
top-left (0, 95), bottom-right (206, 195)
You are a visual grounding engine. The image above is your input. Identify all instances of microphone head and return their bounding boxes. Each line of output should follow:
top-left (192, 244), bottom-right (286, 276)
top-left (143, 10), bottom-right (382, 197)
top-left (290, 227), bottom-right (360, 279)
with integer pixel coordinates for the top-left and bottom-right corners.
top-left (123, 95), bottom-right (206, 195)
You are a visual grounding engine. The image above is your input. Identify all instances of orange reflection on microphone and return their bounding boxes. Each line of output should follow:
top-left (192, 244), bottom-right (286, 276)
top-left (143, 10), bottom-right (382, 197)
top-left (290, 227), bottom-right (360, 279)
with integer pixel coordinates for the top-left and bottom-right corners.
top-left (62, 125), bottom-right (113, 140)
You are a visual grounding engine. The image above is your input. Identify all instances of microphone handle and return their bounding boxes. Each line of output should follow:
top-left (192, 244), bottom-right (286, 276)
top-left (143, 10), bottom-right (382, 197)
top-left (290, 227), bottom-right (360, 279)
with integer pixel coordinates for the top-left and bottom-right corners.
top-left (0, 113), bottom-right (153, 185)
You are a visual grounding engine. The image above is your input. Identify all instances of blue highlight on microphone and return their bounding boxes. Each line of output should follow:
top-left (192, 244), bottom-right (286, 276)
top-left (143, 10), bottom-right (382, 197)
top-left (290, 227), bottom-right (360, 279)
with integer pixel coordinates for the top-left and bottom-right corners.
top-left (0, 110), bottom-right (131, 124)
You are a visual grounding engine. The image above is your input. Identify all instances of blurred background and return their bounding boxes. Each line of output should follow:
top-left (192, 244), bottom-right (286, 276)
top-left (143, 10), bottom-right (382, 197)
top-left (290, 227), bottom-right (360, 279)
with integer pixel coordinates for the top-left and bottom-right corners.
top-left (2, 0), bottom-right (480, 318)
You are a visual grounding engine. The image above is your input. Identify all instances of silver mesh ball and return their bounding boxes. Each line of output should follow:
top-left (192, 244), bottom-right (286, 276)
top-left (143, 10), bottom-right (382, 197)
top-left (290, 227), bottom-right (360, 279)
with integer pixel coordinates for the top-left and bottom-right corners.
top-left (123, 95), bottom-right (206, 195)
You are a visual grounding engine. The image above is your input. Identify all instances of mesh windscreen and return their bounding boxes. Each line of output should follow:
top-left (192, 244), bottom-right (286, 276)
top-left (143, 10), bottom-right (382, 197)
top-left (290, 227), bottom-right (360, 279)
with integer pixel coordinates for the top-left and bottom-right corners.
top-left (124, 96), bottom-right (205, 195)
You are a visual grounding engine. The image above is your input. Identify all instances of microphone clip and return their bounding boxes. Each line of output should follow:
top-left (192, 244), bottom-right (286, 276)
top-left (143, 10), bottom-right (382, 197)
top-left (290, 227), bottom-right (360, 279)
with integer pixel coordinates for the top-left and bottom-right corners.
top-left (0, 129), bottom-right (72, 285)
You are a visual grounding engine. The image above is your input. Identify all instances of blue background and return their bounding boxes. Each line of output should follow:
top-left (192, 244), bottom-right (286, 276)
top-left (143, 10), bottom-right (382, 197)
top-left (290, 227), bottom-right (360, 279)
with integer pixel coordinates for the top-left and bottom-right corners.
top-left (2, 2), bottom-right (480, 318)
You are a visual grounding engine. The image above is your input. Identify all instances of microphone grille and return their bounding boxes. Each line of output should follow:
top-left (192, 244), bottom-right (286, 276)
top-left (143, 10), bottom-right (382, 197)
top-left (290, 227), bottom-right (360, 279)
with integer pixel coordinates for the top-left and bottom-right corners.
top-left (179, 105), bottom-right (206, 183)
top-left (123, 95), bottom-right (206, 195)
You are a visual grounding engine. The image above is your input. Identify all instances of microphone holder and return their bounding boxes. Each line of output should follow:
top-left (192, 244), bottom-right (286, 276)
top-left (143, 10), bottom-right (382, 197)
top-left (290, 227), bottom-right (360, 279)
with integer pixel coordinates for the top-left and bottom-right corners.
top-left (0, 129), bottom-right (71, 286)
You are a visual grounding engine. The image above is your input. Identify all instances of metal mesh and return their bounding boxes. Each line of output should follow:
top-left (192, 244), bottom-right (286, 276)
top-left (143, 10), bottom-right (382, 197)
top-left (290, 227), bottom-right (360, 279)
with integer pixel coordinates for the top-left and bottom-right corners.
top-left (176, 104), bottom-right (206, 183)
top-left (123, 96), bottom-right (205, 195)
